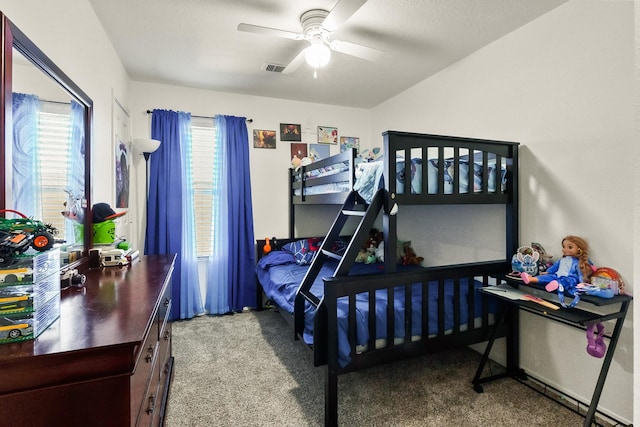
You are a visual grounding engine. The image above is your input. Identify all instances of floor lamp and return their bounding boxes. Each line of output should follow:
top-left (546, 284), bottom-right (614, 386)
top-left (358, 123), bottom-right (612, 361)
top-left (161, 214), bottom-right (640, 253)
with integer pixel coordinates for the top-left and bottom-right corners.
top-left (132, 138), bottom-right (161, 250)
top-left (131, 138), bottom-right (160, 200)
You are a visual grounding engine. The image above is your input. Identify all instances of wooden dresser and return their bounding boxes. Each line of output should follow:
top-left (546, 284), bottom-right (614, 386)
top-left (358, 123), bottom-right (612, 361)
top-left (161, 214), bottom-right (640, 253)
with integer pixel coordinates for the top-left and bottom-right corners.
top-left (0, 254), bottom-right (176, 427)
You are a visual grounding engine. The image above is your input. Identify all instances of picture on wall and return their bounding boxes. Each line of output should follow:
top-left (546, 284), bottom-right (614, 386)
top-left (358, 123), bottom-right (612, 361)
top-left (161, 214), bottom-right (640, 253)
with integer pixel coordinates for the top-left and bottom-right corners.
top-left (309, 143), bottom-right (330, 161)
top-left (317, 126), bottom-right (338, 144)
top-left (340, 136), bottom-right (359, 154)
top-left (280, 123), bottom-right (301, 141)
top-left (115, 140), bottom-right (130, 209)
top-left (253, 129), bottom-right (277, 149)
top-left (113, 97), bottom-right (131, 208)
top-left (290, 143), bottom-right (307, 167)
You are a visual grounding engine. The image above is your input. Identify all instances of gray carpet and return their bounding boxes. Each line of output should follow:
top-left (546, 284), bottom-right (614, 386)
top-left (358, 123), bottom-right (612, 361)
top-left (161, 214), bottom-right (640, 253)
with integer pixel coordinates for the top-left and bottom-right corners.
top-left (165, 310), bottom-right (585, 426)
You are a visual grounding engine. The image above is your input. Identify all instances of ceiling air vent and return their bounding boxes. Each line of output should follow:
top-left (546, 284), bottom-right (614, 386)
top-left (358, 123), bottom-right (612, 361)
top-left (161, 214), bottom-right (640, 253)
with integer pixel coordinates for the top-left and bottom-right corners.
top-left (262, 63), bottom-right (287, 73)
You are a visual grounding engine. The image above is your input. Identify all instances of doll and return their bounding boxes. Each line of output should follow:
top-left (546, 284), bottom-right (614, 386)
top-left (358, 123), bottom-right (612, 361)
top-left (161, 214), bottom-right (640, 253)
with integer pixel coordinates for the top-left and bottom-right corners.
top-left (520, 235), bottom-right (596, 307)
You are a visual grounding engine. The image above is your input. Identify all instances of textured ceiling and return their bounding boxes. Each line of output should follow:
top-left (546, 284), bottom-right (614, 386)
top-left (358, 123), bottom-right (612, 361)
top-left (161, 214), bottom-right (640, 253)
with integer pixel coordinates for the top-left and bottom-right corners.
top-left (88, 0), bottom-right (568, 108)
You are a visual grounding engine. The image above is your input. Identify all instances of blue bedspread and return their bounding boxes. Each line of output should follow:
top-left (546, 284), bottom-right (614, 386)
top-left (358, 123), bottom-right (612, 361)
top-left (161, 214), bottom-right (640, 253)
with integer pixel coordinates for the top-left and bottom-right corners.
top-left (257, 251), bottom-right (495, 367)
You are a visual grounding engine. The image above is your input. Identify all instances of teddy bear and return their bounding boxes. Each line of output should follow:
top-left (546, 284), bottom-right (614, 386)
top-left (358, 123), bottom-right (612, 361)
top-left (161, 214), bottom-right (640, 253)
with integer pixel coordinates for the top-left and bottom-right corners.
top-left (401, 245), bottom-right (424, 266)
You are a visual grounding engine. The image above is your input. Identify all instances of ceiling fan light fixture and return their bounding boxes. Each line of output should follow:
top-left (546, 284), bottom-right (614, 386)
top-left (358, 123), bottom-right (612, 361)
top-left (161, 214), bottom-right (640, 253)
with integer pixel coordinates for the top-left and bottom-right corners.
top-left (304, 42), bottom-right (331, 69)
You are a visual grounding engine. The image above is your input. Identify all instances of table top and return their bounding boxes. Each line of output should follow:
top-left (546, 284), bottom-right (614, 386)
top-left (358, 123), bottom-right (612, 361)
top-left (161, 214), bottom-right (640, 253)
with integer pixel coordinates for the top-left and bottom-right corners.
top-left (0, 254), bottom-right (176, 359)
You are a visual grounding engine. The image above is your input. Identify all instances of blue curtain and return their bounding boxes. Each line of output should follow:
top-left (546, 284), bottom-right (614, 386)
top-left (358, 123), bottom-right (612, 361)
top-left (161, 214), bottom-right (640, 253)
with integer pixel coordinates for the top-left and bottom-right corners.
top-left (65, 100), bottom-right (86, 243)
top-left (12, 93), bottom-right (42, 218)
top-left (146, 109), bottom-right (204, 320)
top-left (205, 115), bottom-right (255, 313)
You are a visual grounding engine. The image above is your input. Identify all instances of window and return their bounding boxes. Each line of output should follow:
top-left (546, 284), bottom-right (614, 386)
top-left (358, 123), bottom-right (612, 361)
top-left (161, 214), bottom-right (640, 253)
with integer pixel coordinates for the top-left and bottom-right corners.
top-left (189, 117), bottom-right (217, 257)
top-left (38, 101), bottom-right (73, 238)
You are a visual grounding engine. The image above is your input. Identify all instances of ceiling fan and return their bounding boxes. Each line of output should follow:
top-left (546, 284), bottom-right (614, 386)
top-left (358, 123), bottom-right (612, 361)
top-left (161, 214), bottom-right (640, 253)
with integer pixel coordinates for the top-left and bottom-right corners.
top-left (237, 0), bottom-right (383, 77)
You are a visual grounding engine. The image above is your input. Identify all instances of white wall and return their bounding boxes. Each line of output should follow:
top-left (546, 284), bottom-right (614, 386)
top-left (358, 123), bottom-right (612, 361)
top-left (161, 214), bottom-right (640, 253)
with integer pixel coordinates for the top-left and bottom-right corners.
top-left (372, 0), bottom-right (635, 422)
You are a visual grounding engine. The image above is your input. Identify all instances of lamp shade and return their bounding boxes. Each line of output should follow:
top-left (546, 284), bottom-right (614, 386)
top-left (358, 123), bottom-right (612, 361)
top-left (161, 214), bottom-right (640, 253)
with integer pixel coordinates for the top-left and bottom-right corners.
top-left (132, 138), bottom-right (161, 154)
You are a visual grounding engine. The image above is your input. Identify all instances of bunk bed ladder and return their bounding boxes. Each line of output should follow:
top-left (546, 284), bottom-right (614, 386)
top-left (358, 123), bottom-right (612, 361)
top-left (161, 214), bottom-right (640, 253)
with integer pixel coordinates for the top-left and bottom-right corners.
top-left (294, 189), bottom-right (397, 339)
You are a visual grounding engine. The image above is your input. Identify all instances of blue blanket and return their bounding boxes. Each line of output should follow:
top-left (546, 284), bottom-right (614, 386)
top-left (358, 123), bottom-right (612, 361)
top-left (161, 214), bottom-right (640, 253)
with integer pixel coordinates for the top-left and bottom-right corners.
top-left (257, 251), bottom-right (495, 367)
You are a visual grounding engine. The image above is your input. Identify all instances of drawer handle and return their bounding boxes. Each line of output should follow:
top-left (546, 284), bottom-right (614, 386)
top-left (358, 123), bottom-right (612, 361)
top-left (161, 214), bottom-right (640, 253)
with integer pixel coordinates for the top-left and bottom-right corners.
top-left (147, 394), bottom-right (156, 415)
top-left (145, 346), bottom-right (154, 363)
top-left (164, 330), bottom-right (170, 341)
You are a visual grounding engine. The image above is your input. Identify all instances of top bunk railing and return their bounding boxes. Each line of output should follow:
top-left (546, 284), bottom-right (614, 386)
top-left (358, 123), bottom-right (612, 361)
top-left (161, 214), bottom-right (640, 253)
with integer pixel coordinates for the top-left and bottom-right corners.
top-left (289, 131), bottom-right (519, 206)
top-left (290, 148), bottom-right (356, 204)
top-left (383, 131), bottom-right (519, 205)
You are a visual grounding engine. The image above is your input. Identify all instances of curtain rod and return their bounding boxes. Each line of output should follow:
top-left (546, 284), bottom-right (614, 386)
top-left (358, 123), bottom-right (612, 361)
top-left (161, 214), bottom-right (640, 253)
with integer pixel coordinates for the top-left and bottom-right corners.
top-left (145, 109), bottom-right (252, 123)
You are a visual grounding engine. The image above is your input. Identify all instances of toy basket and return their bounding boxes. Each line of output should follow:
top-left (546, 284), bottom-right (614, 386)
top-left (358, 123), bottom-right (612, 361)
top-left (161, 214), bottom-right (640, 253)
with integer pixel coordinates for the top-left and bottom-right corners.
top-left (92, 220), bottom-right (116, 244)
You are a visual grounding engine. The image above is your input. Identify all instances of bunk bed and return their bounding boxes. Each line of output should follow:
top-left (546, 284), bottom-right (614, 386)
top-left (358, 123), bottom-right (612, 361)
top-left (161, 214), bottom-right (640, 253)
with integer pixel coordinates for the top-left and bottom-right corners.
top-left (255, 130), bottom-right (520, 426)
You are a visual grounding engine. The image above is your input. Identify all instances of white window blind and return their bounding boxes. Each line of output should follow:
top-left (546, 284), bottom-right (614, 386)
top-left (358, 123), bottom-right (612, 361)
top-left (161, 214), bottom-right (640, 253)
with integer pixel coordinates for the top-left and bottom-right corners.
top-left (38, 102), bottom-right (72, 237)
top-left (189, 117), bottom-right (217, 257)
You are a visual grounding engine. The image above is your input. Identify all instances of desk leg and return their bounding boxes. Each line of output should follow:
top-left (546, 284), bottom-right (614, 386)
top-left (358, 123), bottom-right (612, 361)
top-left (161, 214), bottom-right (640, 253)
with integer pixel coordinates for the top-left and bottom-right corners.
top-left (582, 300), bottom-right (629, 427)
top-left (472, 303), bottom-right (510, 392)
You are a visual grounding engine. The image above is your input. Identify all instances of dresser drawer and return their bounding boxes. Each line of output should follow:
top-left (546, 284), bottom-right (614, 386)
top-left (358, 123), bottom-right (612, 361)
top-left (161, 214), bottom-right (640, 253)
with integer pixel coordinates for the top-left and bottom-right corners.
top-left (131, 320), bottom-right (159, 426)
top-left (157, 285), bottom-right (171, 339)
top-left (158, 321), bottom-right (172, 389)
top-left (142, 351), bottom-right (163, 427)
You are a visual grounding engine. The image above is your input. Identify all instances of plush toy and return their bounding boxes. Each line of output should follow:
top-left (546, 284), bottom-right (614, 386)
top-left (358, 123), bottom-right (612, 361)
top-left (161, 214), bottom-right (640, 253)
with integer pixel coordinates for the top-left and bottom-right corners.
top-left (362, 228), bottom-right (383, 251)
top-left (355, 249), bottom-right (369, 263)
top-left (375, 241), bottom-right (385, 262)
top-left (295, 156), bottom-right (313, 172)
top-left (401, 245), bottom-right (424, 266)
top-left (291, 155), bottom-right (301, 169)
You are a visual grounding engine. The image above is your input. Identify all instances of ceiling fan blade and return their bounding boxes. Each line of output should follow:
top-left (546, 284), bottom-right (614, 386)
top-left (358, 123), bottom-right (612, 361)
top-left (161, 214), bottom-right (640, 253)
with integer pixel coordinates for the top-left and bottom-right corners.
top-left (329, 40), bottom-right (383, 62)
top-left (322, 0), bottom-right (367, 32)
top-left (282, 49), bottom-right (307, 75)
top-left (237, 23), bottom-right (303, 40)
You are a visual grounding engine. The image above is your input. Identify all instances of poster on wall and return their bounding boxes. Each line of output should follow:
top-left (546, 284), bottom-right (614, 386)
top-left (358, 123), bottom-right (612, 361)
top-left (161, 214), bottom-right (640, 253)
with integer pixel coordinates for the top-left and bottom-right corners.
top-left (115, 142), bottom-right (130, 208)
top-left (114, 97), bottom-right (131, 208)
top-left (309, 143), bottom-right (330, 161)
top-left (290, 143), bottom-right (307, 168)
top-left (253, 129), bottom-right (277, 148)
top-left (317, 126), bottom-right (338, 144)
top-left (340, 136), bottom-right (359, 154)
top-left (280, 123), bottom-right (301, 141)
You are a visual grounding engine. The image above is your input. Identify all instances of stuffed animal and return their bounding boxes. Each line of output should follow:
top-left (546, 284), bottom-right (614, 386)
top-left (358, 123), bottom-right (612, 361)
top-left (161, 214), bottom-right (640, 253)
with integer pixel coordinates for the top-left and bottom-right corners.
top-left (363, 228), bottom-right (383, 251)
top-left (355, 249), bottom-right (369, 263)
top-left (401, 245), bottom-right (424, 266)
top-left (291, 155), bottom-right (301, 169)
top-left (375, 241), bottom-right (385, 262)
top-left (295, 156), bottom-right (313, 172)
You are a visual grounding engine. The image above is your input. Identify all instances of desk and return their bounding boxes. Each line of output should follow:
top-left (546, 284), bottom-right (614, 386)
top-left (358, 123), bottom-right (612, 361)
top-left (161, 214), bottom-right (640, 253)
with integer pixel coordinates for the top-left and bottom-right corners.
top-left (472, 278), bottom-right (632, 427)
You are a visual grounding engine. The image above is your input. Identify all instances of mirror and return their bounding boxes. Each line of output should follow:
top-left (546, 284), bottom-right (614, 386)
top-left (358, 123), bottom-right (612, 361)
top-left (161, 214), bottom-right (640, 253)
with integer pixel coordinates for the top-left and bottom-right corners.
top-left (1, 12), bottom-right (93, 269)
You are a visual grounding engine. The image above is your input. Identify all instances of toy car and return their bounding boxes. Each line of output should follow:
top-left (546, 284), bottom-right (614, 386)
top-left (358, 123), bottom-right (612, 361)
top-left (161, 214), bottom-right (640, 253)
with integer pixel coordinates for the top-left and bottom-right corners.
top-left (100, 248), bottom-right (129, 268)
top-left (0, 316), bottom-right (33, 340)
top-left (0, 210), bottom-right (57, 267)
top-left (0, 267), bottom-right (34, 284)
top-left (0, 290), bottom-right (33, 313)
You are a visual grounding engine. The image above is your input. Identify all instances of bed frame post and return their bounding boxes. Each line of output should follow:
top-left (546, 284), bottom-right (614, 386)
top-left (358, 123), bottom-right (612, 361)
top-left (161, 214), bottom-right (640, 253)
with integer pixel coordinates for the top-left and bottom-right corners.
top-left (325, 367), bottom-right (338, 427)
top-left (506, 144), bottom-right (519, 257)
top-left (289, 169), bottom-right (295, 239)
